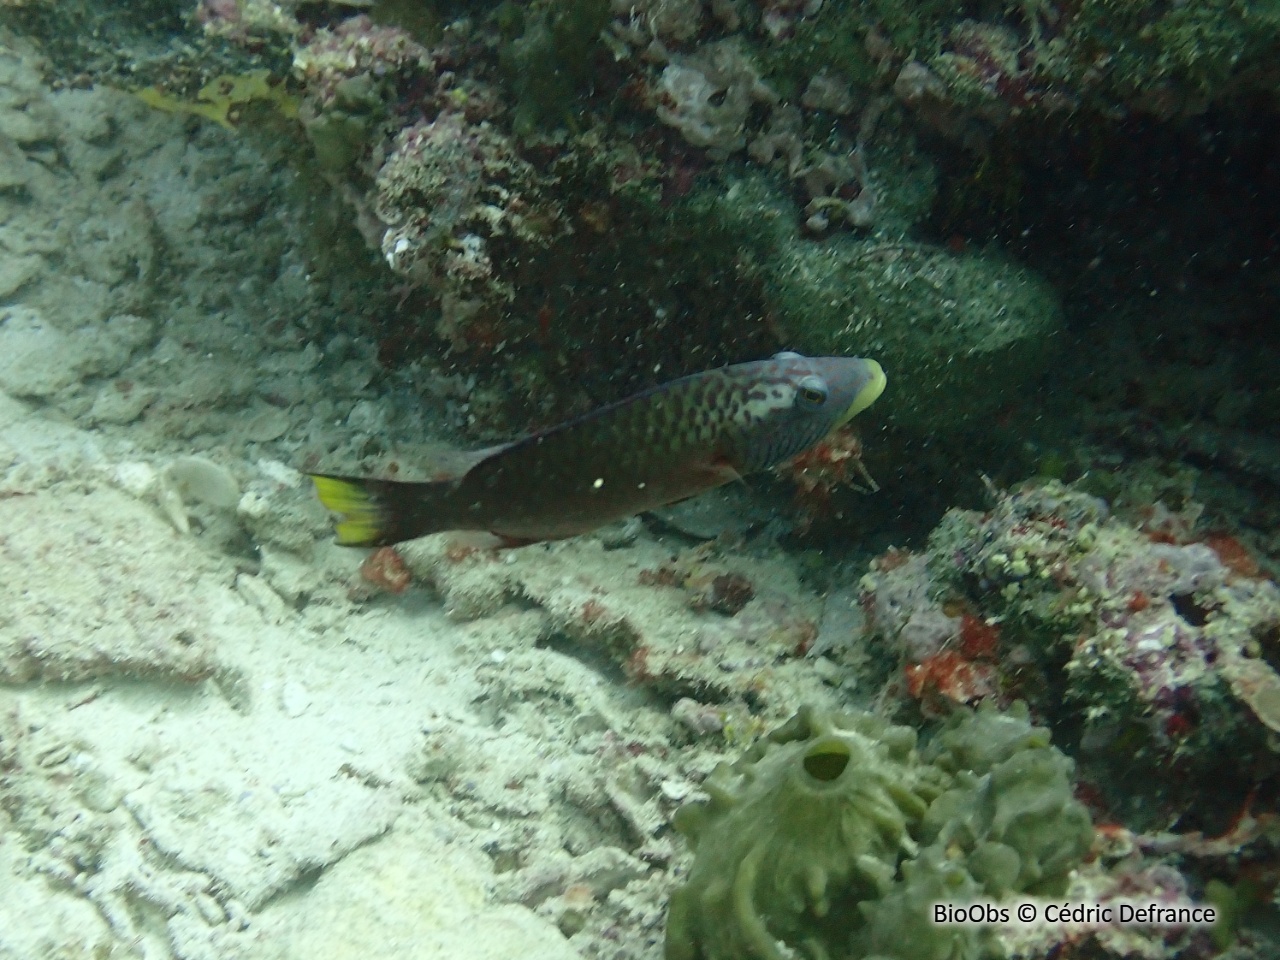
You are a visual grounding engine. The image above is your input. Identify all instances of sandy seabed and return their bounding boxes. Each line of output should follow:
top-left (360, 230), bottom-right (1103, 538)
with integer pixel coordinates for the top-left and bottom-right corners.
top-left (0, 36), bottom-right (868, 960)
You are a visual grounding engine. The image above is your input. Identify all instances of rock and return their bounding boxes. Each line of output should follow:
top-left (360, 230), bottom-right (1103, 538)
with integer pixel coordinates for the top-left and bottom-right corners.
top-left (261, 828), bottom-right (580, 960)
top-left (769, 238), bottom-right (1061, 432)
top-left (125, 774), bottom-right (400, 910)
top-left (0, 308), bottom-right (152, 399)
top-left (0, 253), bottom-right (41, 298)
top-left (0, 487), bottom-right (226, 684)
top-left (279, 679), bottom-right (312, 718)
top-left (0, 306), bottom-right (79, 397)
top-left (0, 136), bottom-right (37, 189)
top-left (165, 456), bottom-right (241, 509)
top-left (0, 842), bottom-right (116, 959)
top-left (89, 380), bottom-right (156, 424)
top-left (0, 104), bottom-right (54, 145)
top-left (242, 404), bottom-right (292, 442)
top-left (693, 175), bottom-right (1060, 433)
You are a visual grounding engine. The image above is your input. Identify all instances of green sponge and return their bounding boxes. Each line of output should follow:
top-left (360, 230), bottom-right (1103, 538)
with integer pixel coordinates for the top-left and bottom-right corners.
top-left (665, 702), bottom-right (1092, 960)
top-left (922, 701), bottom-right (1094, 897)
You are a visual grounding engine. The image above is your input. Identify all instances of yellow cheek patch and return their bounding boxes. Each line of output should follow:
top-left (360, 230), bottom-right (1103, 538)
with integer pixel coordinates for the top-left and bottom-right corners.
top-left (838, 359), bottom-right (886, 425)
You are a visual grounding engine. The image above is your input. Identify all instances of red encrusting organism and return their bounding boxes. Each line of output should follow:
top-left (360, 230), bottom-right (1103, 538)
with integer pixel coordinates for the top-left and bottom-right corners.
top-left (360, 546), bottom-right (413, 594)
top-left (784, 426), bottom-right (877, 530)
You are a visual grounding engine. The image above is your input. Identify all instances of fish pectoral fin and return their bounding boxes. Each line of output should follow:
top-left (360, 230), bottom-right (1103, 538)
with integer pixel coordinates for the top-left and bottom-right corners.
top-left (699, 456), bottom-right (743, 486)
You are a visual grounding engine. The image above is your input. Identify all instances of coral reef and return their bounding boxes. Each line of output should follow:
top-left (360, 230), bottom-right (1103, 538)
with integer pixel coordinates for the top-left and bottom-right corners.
top-left (292, 15), bottom-right (435, 173)
top-left (665, 700), bottom-right (1092, 960)
top-left (59, 0), bottom-right (1076, 451)
top-left (372, 111), bottom-right (563, 349)
top-left (143, 1), bottom-right (929, 407)
top-left (498, 0), bottom-right (612, 134)
top-left (3, 6), bottom-right (1279, 959)
top-left (655, 40), bottom-right (778, 154)
top-left (860, 479), bottom-right (1280, 828)
top-left (17, 0), bottom-right (1280, 475)
top-left (701, 177), bottom-right (1058, 433)
top-left (862, 0), bottom-right (1280, 126)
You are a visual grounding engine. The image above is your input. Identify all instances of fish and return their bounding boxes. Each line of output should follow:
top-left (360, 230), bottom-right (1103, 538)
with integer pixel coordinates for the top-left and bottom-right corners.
top-left (310, 351), bottom-right (885, 547)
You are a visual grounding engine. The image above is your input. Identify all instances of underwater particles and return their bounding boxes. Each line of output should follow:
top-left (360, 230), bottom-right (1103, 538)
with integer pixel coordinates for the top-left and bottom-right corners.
top-left (312, 352), bottom-right (885, 546)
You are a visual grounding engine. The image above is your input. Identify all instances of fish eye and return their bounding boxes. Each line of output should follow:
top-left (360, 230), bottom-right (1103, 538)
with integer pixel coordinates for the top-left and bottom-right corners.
top-left (795, 376), bottom-right (828, 409)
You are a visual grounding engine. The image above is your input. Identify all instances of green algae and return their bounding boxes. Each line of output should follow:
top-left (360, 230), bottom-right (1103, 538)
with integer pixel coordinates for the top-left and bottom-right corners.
top-left (687, 172), bottom-right (1059, 433)
top-left (497, 0), bottom-right (611, 135)
top-left (135, 70), bottom-right (298, 130)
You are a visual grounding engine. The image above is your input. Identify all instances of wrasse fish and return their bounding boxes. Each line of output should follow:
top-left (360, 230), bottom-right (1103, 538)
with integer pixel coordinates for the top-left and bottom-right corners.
top-left (311, 352), bottom-right (886, 547)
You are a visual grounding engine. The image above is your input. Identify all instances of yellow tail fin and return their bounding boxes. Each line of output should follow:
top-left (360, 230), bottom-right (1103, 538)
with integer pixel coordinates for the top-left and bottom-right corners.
top-left (311, 474), bottom-right (386, 546)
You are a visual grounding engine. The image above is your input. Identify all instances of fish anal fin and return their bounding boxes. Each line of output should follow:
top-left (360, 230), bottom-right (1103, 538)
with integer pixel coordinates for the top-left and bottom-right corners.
top-left (493, 534), bottom-right (543, 549)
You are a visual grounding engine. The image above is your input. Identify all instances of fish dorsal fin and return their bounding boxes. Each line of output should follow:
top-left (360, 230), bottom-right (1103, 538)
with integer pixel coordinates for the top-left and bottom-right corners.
top-left (462, 440), bottom-right (513, 467)
top-left (438, 441), bottom-right (515, 478)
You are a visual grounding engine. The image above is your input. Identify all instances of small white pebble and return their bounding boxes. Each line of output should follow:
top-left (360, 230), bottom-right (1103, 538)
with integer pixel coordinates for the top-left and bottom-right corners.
top-left (660, 779), bottom-right (694, 802)
top-left (114, 461), bottom-right (157, 497)
top-left (279, 680), bottom-right (310, 718)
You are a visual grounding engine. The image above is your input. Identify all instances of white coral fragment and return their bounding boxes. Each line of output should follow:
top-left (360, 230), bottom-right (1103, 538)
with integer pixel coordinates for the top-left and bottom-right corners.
top-left (656, 41), bottom-right (776, 153)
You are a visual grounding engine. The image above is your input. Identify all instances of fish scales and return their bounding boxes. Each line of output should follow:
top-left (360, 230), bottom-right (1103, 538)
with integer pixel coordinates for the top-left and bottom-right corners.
top-left (311, 353), bottom-right (885, 546)
top-left (462, 372), bottom-right (735, 533)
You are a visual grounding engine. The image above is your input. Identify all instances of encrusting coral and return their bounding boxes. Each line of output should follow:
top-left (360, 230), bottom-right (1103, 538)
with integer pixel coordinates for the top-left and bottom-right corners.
top-left (372, 110), bottom-right (562, 348)
top-left (665, 700), bottom-right (1092, 960)
top-left (860, 479), bottom-right (1280, 828)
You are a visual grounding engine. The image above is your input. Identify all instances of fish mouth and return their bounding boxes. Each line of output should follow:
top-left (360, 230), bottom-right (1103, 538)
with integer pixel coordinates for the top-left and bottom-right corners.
top-left (835, 358), bottom-right (886, 426)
